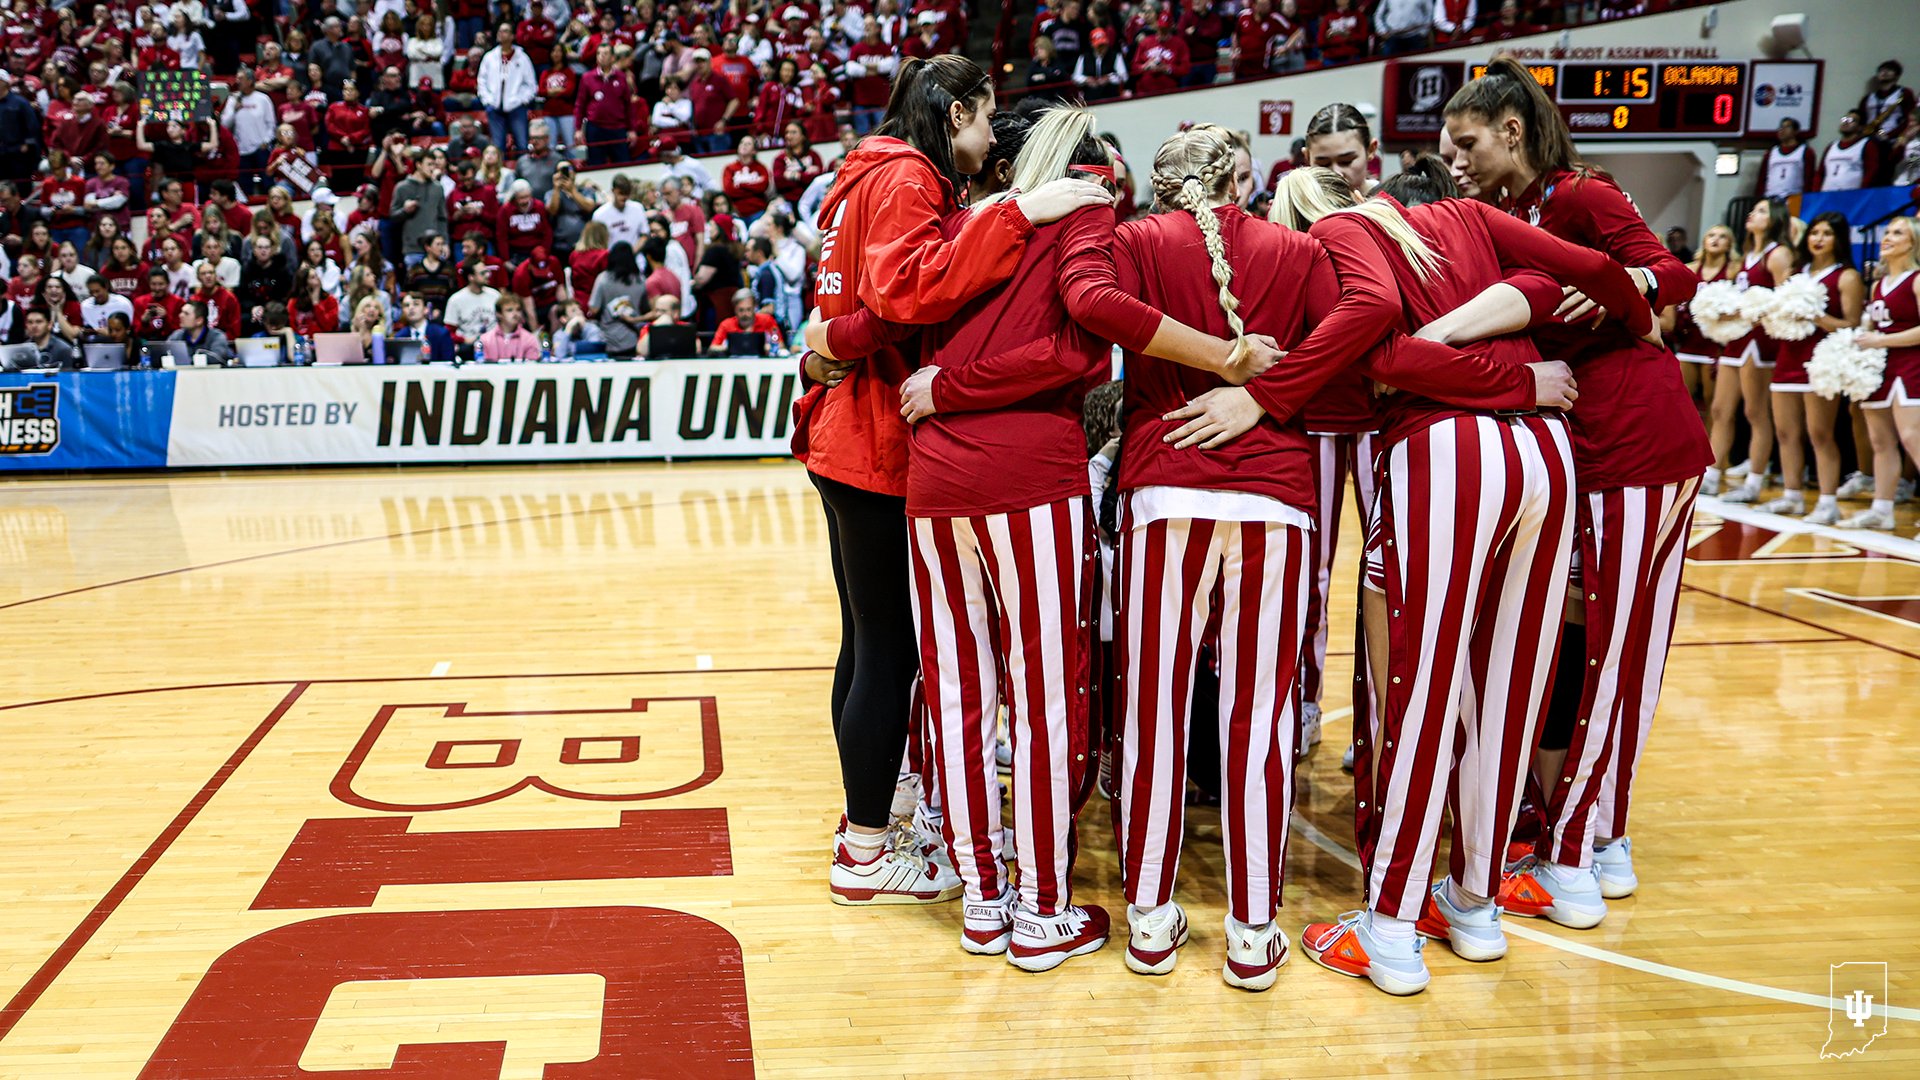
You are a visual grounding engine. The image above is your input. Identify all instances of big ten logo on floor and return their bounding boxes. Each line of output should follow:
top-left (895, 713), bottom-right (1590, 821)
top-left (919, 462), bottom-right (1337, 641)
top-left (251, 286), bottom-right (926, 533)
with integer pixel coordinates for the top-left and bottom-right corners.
top-left (139, 694), bottom-right (753, 1079)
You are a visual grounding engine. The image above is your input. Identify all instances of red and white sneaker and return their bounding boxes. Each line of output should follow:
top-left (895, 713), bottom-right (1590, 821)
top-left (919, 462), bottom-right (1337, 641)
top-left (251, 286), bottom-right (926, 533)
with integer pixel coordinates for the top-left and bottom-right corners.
top-left (962, 896), bottom-right (1016, 955)
top-left (1414, 880), bottom-right (1507, 961)
top-left (1222, 916), bottom-right (1289, 991)
top-left (1500, 855), bottom-right (1606, 929)
top-left (1301, 911), bottom-right (1430, 996)
top-left (829, 828), bottom-right (962, 906)
top-left (1008, 904), bottom-right (1109, 972)
top-left (1124, 902), bottom-right (1190, 975)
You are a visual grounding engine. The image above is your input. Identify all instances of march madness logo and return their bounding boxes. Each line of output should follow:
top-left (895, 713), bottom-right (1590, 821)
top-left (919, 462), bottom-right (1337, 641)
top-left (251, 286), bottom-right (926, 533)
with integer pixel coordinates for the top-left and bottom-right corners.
top-left (0, 384), bottom-right (59, 454)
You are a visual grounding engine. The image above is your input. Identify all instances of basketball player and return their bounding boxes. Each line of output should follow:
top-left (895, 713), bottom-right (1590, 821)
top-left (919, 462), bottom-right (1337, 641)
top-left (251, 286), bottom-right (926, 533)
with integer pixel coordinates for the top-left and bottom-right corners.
top-left (1708, 198), bottom-right (1795, 503)
top-left (1851, 216), bottom-right (1920, 535)
top-left (1767, 212), bottom-right (1864, 525)
top-left (793, 54), bottom-right (1108, 905)
top-left (1445, 57), bottom-right (1712, 925)
top-left (1268, 162), bottom-right (1650, 995)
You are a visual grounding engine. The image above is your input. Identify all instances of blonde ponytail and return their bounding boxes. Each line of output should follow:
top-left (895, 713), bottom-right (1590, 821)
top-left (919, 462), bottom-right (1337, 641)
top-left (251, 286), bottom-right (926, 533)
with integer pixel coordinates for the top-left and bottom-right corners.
top-left (1007, 106), bottom-right (1105, 198)
top-left (1269, 165), bottom-right (1445, 281)
top-left (1150, 125), bottom-right (1248, 365)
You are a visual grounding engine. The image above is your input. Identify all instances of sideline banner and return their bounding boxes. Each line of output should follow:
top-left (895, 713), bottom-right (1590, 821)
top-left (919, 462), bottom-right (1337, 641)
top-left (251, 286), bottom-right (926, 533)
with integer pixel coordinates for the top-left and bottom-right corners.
top-left (165, 359), bottom-right (803, 467)
top-left (0, 371), bottom-right (174, 471)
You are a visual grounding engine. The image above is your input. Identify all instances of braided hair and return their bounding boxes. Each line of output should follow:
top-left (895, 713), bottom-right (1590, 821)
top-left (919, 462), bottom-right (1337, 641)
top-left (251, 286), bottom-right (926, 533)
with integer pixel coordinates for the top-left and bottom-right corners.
top-left (1149, 123), bottom-right (1247, 368)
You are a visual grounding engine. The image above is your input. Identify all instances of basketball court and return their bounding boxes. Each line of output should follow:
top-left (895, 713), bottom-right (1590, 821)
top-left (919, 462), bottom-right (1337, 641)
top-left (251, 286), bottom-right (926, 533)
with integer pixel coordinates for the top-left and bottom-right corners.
top-left (1, 459), bottom-right (1915, 1076)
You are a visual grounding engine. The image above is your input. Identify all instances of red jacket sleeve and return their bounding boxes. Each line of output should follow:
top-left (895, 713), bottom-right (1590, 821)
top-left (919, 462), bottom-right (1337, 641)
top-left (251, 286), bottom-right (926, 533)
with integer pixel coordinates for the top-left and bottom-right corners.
top-left (494, 203), bottom-right (512, 256)
top-left (1476, 198), bottom-right (1654, 338)
top-left (1056, 211), bottom-right (1168, 354)
top-left (1546, 175), bottom-right (1690, 316)
top-left (824, 307), bottom-right (918, 358)
top-left (1240, 222), bottom-right (1400, 422)
top-left (1357, 334), bottom-right (1535, 412)
top-left (858, 185), bottom-right (1034, 325)
top-left (1507, 269), bottom-right (1567, 324)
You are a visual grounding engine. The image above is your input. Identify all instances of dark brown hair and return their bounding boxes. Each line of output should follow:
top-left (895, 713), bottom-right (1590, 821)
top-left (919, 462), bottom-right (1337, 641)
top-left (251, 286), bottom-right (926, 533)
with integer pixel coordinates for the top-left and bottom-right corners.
top-left (1443, 55), bottom-right (1584, 178)
top-left (1379, 153), bottom-right (1459, 206)
top-left (873, 55), bottom-right (993, 204)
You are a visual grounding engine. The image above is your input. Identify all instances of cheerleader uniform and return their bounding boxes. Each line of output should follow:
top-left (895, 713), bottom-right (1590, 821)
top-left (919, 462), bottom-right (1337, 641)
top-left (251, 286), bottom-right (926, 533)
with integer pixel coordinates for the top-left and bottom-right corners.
top-left (1672, 261), bottom-right (1731, 366)
top-left (1721, 241), bottom-right (1783, 368)
top-left (1772, 264), bottom-right (1847, 391)
top-left (1861, 268), bottom-right (1920, 408)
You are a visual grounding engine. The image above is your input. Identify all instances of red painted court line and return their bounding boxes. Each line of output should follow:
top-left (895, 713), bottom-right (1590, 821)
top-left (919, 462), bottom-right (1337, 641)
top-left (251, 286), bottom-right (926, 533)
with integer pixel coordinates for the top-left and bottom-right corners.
top-left (0, 682), bottom-right (312, 1044)
top-left (0, 665), bottom-right (835, 714)
top-left (1680, 583), bottom-right (1920, 663)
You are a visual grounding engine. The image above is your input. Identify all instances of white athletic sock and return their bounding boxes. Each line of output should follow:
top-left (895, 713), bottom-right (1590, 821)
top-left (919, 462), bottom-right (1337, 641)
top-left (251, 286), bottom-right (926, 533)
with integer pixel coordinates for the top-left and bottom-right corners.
top-left (1444, 877), bottom-right (1490, 911)
top-left (1815, 495), bottom-right (1838, 511)
top-left (1704, 466), bottom-right (1723, 482)
top-left (1740, 473), bottom-right (1764, 493)
top-left (1368, 912), bottom-right (1416, 947)
top-left (1873, 499), bottom-right (1895, 514)
top-left (1129, 902), bottom-right (1171, 925)
top-left (841, 826), bottom-right (887, 857)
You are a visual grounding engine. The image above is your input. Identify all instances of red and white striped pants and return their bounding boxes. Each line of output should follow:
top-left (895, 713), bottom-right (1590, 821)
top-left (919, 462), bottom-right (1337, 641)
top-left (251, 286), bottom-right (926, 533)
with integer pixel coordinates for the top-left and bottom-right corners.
top-left (907, 498), bottom-right (1093, 917)
top-left (1116, 502), bottom-right (1309, 927)
top-left (1303, 432), bottom-right (1379, 707)
top-left (1542, 478), bottom-right (1698, 866)
top-left (1355, 415), bottom-right (1575, 918)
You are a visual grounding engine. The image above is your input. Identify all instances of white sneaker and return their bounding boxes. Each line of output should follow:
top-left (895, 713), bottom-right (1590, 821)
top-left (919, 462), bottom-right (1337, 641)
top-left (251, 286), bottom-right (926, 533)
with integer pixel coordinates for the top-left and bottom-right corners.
top-left (1125, 902), bottom-right (1190, 975)
top-left (890, 771), bottom-right (923, 821)
top-left (1726, 459), bottom-right (1751, 480)
top-left (1302, 911), bottom-right (1431, 996)
top-left (961, 895), bottom-right (1015, 955)
top-left (1008, 904), bottom-right (1110, 972)
top-left (830, 829), bottom-right (963, 905)
top-left (1720, 481), bottom-right (1763, 504)
top-left (1296, 702), bottom-right (1322, 761)
top-left (995, 735), bottom-right (1013, 772)
top-left (1756, 493), bottom-right (1805, 515)
top-left (1593, 837), bottom-right (1638, 899)
top-left (1505, 858), bottom-right (1608, 929)
top-left (1340, 742), bottom-right (1356, 772)
top-left (1840, 506), bottom-right (1897, 530)
top-left (1804, 502), bottom-right (1841, 526)
top-left (1096, 749), bottom-right (1114, 800)
top-left (1415, 880), bottom-right (1508, 961)
top-left (1700, 466), bottom-right (1723, 497)
top-left (1837, 472), bottom-right (1875, 498)
top-left (1222, 916), bottom-right (1290, 991)
top-left (899, 803), bottom-right (954, 875)
top-left (998, 825), bottom-right (1017, 865)
top-left (1899, 477), bottom-right (1917, 504)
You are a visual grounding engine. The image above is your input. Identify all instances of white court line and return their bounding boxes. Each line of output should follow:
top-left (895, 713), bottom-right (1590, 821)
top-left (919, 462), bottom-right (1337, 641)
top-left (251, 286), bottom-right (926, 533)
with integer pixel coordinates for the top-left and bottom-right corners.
top-left (430, 661), bottom-right (450, 677)
top-left (695, 655), bottom-right (714, 670)
top-left (1288, 816), bottom-right (1920, 1022)
top-left (1698, 497), bottom-right (1920, 562)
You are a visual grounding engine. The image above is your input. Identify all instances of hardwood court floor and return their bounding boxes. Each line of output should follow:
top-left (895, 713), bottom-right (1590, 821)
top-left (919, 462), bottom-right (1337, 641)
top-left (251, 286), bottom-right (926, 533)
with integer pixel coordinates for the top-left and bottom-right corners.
top-left (0, 460), bottom-right (1915, 1078)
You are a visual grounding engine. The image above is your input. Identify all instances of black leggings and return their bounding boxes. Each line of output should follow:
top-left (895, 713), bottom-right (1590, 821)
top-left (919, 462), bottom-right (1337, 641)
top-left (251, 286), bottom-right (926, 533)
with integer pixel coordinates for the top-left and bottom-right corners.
top-left (810, 471), bottom-right (919, 829)
top-left (1538, 621), bottom-right (1587, 752)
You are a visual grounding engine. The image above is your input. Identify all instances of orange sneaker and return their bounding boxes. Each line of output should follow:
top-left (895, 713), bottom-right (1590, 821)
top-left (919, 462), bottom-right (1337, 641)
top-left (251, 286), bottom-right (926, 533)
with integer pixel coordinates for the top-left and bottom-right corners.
top-left (1497, 857), bottom-right (1556, 917)
top-left (1301, 911), bottom-right (1430, 996)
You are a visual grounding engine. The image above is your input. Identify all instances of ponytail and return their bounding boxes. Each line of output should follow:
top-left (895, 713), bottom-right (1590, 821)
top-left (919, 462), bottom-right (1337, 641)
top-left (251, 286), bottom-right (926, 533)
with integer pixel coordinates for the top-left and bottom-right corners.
top-left (873, 55), bottom-right (994, 205)
top-left (1378, 153), bottom-right (1459, 207)
top-left (1150, 124), bottom-right (1246, 366)
top-left (1444, 55), bottom-right (1583, 179)
top-left (1004, 105), bottom-right (1110, 200)
top-left (1271, 166), bottom-right (1445, 281)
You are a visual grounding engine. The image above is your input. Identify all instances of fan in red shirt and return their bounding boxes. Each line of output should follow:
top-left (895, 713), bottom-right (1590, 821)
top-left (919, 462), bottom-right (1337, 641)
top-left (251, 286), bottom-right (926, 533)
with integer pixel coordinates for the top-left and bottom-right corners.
top-left (512, 246), bottom-right (564, 323)
top-left (192, 261), bottom-right (244, 339)
top-left (1235, 0), bottom-right (1292, 77)
top-left (134, 268), bottom-right (182, 338)
top-left (722, 137), bottom-right (773, 220)
top-left (1443, 58), bottom-right (1710, 934)
top-left (289, 267), bottom-right (341, 337)
top-left (845, 20), bottom-right (896, 129)
top-left (1317, 0), bottom-right (1369, 64)
top-left (49, 92), bottom-right (107, 162)
top-left (516, 7), bottom-right (558, 67)
top-left (708, 293), bottom-right (786, 353)
top-left (1132, 12), bottom-right (1190, 97)
top-left (36, 153), bottom-right (89, 245)
top-left (496, 180), bottom-right (554, 261)
top-left (771, 122), bottom-right (824, 204)
top-left (1176, 0), bottom-right (1227, 82)
top-left (278, 90), bottom-right (324, 151)
top-left (800, 61), bottom-right (842, 144)
top-left (753, 58), bottom-right (806, 140)
top-left (448, 163), bottom-right (500, 251)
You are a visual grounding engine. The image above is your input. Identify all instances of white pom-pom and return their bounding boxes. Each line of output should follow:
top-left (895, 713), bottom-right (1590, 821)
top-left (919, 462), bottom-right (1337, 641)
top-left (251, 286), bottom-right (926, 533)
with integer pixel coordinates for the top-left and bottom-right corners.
top-left (1761, 275), bottom-right (1827, 341)
top-left (1692, 279), bottom-right (1753, 345)
top-left (1738, 285), bottom-right (1776, 325)
top-left (1806, 328), bottom-right (1888, 401)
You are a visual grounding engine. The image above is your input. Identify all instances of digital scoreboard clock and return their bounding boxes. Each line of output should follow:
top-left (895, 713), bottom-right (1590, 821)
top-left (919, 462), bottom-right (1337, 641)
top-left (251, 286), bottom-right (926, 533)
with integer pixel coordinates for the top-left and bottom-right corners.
top-left (1471, 61), bottom-right (1747, 137)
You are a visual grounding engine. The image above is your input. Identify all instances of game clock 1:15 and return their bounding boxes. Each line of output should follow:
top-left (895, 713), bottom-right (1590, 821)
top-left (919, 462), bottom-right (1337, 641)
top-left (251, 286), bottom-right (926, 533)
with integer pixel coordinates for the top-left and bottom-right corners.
top-left (1560, 63), bottom-right (1653, 104)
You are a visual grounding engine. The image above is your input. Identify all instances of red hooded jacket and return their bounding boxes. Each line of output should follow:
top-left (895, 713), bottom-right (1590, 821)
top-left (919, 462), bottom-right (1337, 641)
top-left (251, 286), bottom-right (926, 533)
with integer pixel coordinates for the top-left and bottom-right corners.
top-left (794, 136), bottom-right (1035, 497)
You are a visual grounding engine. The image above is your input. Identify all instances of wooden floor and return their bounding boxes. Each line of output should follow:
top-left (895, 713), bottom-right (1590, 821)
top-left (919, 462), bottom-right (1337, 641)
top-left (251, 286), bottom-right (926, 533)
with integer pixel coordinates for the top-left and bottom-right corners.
top-left (1, 459), bottom-right (1916, 1078)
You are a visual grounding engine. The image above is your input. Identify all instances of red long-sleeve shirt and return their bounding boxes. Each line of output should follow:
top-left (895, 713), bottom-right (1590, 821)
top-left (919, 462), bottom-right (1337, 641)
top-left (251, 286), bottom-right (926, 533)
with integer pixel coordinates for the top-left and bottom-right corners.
top-left (326, 101), bottom-right (372, 150)
top-left (773, 149), bottom-right (823, 204)
top-left (794, 137), bottom-right (1034, 496)
top-left (496, 198), bottom-right (552, 259)
top-left (907, 205), bottom-right (1115, 517)
top-left (722, 158), bottom-right (772, 218)
top-left (574, 67), bottom-right (633, 129)
top-left (1506, 169), bottom-right (1712, 492)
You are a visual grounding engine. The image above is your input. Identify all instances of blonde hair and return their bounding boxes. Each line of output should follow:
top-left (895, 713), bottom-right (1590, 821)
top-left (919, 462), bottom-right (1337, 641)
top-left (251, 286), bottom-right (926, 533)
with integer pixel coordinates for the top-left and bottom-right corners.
top-left (355, 295), bottom-right (389, 336)
top-left (1883, 216), bottom-right (1918, 275)
top-left (1149, 124), bottom-right (1246, 363)
top-left (1268, 166), bottom-right (1444, 280)
top-left (1005, 105), bottom-right (1108, 200)
top-left (1693, 224), bottom-right (1736, 274)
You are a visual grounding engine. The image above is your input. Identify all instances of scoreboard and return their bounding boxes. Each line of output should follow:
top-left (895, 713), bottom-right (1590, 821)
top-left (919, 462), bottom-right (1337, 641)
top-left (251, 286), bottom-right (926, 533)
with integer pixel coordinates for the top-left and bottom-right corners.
top-left (1470, 61), bottom-right (1746, 138)
top-left (1383, 59), bottom-right (1754, 142)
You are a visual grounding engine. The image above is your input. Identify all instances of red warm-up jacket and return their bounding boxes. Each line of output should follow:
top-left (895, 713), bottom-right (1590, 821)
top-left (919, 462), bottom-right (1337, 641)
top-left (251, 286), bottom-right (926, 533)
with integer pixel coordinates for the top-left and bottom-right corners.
top-left (794, 137), bottom-right (1035, 497)
top-left (1506, 169), bottom-right (1712, 492)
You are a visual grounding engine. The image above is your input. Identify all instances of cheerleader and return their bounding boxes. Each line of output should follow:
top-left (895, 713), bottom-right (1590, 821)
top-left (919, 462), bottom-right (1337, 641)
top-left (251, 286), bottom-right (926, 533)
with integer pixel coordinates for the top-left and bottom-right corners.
top-left (1707, 197), bottom-right (1795, 502)
top-left (1767, 212), bottom-right (1865, 525)
top-left (1268, 163), bottom-right (1649, 995)
top-left (1847, 215), bottom-right (1920, 534)
top-left (1668, 224), bottom-right (1735, 422)
top-left (793, 54), bottom-right (1110, 905)
top-left (1444, 57), bottom-right (1712, 924)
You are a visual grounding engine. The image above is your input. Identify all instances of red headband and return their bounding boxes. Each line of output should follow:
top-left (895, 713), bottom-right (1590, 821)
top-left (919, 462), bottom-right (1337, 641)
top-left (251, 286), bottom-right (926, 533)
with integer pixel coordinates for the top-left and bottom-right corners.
top-left (1071, 164), bottom-right (1116, 183)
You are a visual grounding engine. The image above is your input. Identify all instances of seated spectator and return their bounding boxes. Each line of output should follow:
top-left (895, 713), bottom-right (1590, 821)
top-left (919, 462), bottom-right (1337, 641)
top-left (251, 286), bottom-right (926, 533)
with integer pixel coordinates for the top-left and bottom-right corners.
top-left (406, 233), bottom-right (459, 315)
top-left (552, 299), bottom-right (607, 358)
top-left (1025, 37), bottom-right (1071, 101)
top-left (635, 293), bottom-right (693, 350)
top-left (23, 308), bottom-right (77, 370)
top-left (195, 234), bottom-right (242, 291)
top-left (289, 266), bottom-right (342, 338)
top-left (96, 238), bottom-right (145, 297)
top-left (445, 259), bottom-right (502, 343)
top-left (1073, 29), bottom-right (1127, 102)
top-left (79, 276), bottom-right (133, 335)
top-left (239, 235), bottom-right (294, 335)
top-left (192, 261), bottom-right (244, 340)
top-left (446, 115), bottom-right (494, 163)
top-left (167, 299), bottom-right (233, 366)
top-left (478, 294), bottom-right (543, 361)
top-left (392, 292), bottom-right (458, 364)
top-left (134, 269), bottom-right (182, 340)
top-left (708, 288), bottom-right (786, 354)
top-left (349, 293), bottom-right (392, 359)
top-left (82, 152), bottom-right (130, 234)
top-left (513, 244), bottom-right (565, 325)
top-left (53, 244), bottom-right (95, 296)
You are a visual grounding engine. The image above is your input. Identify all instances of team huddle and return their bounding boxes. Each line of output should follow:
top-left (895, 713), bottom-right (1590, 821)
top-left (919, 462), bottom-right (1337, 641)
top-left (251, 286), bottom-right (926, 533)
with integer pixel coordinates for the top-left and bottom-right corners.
top-left (789, 53), bottom-right (1920, 996)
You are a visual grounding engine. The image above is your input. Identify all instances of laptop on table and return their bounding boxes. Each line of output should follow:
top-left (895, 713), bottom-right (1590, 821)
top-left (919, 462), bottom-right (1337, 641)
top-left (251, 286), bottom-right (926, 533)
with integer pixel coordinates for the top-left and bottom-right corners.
top-left (645, 324), bottom-right (697, 360)
top-left (235, 339), bottom-right (283, 367)
top-left (311, 332), bottom-right (368, 366)
top-left (82, 344), bottom-right (128, 370)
